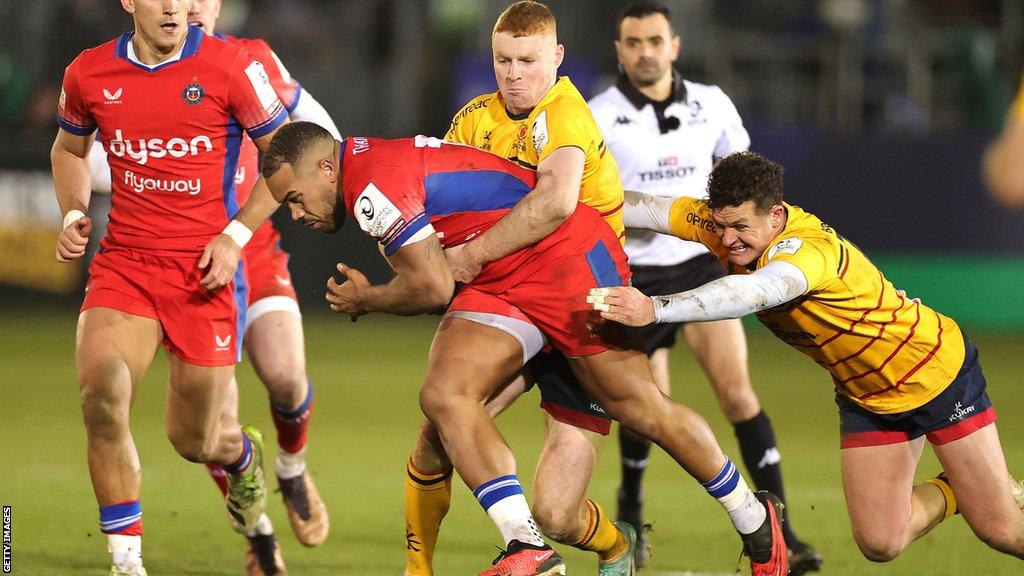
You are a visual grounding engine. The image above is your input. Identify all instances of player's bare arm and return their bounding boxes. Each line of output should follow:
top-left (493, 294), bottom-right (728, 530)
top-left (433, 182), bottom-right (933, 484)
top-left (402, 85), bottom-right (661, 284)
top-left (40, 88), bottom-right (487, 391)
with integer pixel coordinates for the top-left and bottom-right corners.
top-left (50, 128), bottom-right (95, 262)
top-left (983, 115), bottom-right (1024, 208)
top-left (447, 145), bottom-right (584, 282)
top-left (199, 123), bottom-right (289, 290)
top-left (325, 234), bottom-right (454, 321)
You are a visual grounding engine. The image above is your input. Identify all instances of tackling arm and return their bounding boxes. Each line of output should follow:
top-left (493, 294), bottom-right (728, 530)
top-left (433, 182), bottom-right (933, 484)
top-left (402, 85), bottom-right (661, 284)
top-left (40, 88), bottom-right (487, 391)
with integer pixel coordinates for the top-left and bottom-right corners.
top-left (622, 189), bottom-right (677, 234)
top-left (451, 145), bottom-right (583, 279)
top-left (326, 233), bottom-right (455, 320)
top-left (589, 261), bottom-right (808, 326)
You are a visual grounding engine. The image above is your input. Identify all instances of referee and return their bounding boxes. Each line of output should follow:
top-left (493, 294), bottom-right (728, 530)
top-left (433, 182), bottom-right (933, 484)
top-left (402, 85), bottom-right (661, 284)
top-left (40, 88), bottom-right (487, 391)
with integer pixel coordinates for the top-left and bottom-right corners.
top-left (588, 2), bottom-right (821, 573)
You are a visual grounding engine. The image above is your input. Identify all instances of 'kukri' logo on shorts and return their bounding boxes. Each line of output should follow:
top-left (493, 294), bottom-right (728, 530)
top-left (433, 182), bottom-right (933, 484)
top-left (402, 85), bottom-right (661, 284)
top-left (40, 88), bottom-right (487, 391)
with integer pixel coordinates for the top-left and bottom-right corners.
top-left (948, 401), bottom-right (976, 423)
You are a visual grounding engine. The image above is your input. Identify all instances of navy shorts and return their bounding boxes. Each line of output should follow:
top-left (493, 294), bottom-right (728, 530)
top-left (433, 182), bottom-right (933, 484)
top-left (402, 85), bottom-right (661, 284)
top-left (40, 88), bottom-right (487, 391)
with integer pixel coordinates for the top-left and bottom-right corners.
top-left (837, 336), bottom-right (997, 449)
top-left (528, 350), bottom-right (611, 435)
top-left (630, 253), bottom-right (728, 356)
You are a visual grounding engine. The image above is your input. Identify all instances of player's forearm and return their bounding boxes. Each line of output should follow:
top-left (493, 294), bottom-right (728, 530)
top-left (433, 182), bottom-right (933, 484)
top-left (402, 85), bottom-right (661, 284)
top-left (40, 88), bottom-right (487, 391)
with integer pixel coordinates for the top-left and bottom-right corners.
top-left (652, 261), bottom-right (807, 323)
top-left (361, 274), bottom-right (453, 316)
top-left (50, 144), bottom-right (92, 216)
top-left (234, 177), bottom-right (279, 231)
top-left (623, 189), bottom-right (676, 234)
top-left (467, 169), bottom-right (577, 266)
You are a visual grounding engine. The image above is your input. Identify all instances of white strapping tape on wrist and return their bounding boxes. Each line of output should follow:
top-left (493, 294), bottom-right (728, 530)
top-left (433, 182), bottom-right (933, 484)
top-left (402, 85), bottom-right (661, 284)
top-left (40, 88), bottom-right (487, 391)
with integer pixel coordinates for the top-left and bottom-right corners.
top-left (223, 219), bottom-right (254, 248)
top-left (62, 209), bottom-right (86, 229)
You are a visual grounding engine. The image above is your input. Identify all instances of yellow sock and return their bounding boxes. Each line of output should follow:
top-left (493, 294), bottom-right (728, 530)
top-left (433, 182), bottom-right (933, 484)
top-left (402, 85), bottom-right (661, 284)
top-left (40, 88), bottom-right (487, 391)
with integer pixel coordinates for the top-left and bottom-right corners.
top-left (926, 474), bottom-right (958, 521)
top-left (573, 499), bottom-right (629, 563)
top-left (404, 460), bottom-right (453, 576)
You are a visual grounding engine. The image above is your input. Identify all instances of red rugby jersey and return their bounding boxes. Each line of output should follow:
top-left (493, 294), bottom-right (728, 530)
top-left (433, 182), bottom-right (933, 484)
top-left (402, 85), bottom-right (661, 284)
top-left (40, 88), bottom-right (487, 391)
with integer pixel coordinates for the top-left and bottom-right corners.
top-left (57, 25), bottom-right (287, 253)
top-left (339, 136), bottom-right (600, 289)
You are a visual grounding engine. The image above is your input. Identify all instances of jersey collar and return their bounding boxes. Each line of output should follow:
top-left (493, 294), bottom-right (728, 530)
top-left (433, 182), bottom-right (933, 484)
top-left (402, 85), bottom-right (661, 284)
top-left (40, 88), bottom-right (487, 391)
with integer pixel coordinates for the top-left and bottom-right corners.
top-left (116, 24), bottom-right (204, 72)
top-left (615, 69), bottom-right (687, 111)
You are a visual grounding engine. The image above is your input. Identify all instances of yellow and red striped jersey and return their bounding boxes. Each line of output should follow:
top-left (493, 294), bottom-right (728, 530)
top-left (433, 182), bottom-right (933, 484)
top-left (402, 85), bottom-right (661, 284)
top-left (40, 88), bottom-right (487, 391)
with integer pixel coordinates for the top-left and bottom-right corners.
top-left (444, 76), bottom-right (625, 242)
top-left (666, 198), bottom-right (966, 414)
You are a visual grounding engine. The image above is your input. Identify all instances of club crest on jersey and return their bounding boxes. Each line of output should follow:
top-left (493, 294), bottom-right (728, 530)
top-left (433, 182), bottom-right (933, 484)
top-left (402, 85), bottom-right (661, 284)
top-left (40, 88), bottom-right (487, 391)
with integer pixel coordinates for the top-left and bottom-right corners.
top-left (182, 82), bottom-right (205, 105)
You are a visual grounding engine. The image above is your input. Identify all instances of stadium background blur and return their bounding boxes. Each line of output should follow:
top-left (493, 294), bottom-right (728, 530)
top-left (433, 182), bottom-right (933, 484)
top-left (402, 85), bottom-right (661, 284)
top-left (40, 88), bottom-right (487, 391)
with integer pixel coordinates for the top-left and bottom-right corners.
top-left (2, 1), bottom-right (1024, 574)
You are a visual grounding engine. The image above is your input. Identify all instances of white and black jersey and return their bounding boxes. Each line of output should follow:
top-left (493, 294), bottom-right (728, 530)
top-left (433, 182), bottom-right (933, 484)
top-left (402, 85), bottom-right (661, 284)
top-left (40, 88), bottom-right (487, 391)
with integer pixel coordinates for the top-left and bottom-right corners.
top-left (589, 71), bottom-right (749, 266)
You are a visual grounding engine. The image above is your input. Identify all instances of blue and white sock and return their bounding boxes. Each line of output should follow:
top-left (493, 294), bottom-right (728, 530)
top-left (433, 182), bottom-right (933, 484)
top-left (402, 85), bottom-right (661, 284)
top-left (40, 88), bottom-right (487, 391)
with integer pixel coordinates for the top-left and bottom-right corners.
top-left (704, 458), bottom-right (766, 534)
top-left (473, 474), bottom-right (544, 547)
top-left (224, 431), bottom-right (253, 474)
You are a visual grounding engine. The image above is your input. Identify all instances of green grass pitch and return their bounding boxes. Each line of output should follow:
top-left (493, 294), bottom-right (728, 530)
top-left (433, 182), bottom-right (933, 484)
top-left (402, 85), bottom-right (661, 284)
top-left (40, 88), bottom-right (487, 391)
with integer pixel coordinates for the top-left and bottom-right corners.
top-left (1, 306), bottom-right (1022, 575)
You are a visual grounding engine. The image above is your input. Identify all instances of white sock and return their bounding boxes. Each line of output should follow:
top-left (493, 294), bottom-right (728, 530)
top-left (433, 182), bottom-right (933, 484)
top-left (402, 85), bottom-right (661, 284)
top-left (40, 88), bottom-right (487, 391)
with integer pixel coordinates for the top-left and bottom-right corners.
top-left (704, 458), bottom-right (767, 534)
top-left (246, 513), bottom-right (275, 537)
top-left (485, 494), bottom-right (545, 547)
top-left (107, 534), bottom-right (143, 572)
top-left (276, 448), bottom-right (307, 480)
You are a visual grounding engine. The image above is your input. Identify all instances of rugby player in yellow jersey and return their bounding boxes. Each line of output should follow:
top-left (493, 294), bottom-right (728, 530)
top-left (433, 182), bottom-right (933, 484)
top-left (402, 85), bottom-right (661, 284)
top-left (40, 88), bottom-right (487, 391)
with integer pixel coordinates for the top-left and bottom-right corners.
top-left (590, 150), bottom-right (1024, 563)
top-left (402, 3), bottom-right (788, 576)
top-left (984, 75), bottom-right (1024, 207)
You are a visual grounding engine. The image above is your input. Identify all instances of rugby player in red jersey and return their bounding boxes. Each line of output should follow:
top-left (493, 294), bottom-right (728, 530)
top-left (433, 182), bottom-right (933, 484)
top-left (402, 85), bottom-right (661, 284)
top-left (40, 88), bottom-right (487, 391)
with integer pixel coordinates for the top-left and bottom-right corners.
top-left (87, 2), bottom-right (339, 572)
top-left (250, 121), bottom-right (789, 576)
top-left (52, 1), bottom-right (289, 574)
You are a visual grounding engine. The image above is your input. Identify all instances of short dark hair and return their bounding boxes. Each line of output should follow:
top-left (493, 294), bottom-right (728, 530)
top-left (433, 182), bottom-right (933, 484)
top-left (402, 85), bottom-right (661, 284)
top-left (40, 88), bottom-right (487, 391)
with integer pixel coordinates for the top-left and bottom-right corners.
top-left (616, 1), bottom-right (673, 38)
top-left (707, 151), bottom-right (784, 214)
top-left (262, 121), bottom-right (333, 179)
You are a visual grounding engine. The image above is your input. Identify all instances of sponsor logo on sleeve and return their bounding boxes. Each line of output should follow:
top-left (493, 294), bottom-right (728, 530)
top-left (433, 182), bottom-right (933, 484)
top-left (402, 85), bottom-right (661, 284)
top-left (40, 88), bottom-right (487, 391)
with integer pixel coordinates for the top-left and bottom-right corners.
top-left (767, 238), bottom-right (803, 260)
top-left (244, 60), bottom-right (283, 117)
top-left (613, 115), bottom-right (634, 126)
top-left (355, 183), bottom-right (405, 243)
top-left (532, 110), bottom-right (549, 155)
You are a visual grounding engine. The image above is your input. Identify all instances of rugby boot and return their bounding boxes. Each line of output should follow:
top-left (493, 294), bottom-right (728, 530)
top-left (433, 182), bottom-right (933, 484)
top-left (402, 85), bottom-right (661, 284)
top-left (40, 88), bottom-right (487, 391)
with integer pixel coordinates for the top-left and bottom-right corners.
top-left (739, 491), bottom-right (789, 576)
top-left (246, 532), bottom-right (288, 576)
top-left (786, 539), bottom-right (823, 576)
top-left (477, 540), bottom-right (566, 576)
top-left (278, 469), bottom-right (329, 546)
top-left (226, 426), bottom-right (268, 534)
top-left (598, 521), bottom-right (637, 576)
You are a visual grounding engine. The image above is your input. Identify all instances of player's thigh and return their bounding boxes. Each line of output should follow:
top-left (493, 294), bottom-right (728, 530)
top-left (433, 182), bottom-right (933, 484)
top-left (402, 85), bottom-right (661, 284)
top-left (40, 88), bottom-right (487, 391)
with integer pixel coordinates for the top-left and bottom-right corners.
top-left (76, 307), bottom-right (162, 396)
top-left (421, 316), bottom-right (525, 407)
top-left (841, 438), bottom-right (924, 541)
top-left (165, 355), bottom-right (235, 439)
top-left (245, 306), bottom-right (306, 385)
top-left (568, 347), bottom-right (665, 416)
top-left (533, 415), bottom-right (604, 530)
top-left (933, 423), bottom-right (1024, 541)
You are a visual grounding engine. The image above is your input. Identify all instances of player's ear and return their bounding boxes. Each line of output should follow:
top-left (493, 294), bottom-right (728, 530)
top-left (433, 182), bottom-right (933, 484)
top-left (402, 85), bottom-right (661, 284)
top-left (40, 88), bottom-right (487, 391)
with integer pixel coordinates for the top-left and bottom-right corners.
top-left (769, 204), bottom-right (786, 228)
top-left (553, 43), bottom-right (565, 69)
top-left (120, 0), bottom-right (135, 15)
